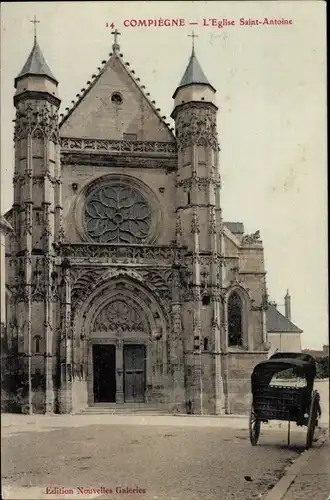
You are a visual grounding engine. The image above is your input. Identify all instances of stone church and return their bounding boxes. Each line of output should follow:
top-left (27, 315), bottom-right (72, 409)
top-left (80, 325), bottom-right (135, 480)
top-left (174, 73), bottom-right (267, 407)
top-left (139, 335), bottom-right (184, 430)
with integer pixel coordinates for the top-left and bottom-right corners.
top-left (3, 29), bottom-right (302, 415)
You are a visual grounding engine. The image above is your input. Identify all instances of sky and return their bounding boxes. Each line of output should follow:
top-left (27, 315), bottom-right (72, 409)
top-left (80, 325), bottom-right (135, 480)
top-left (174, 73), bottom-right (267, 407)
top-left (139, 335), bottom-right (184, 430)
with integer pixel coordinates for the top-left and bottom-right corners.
top-left (0, 1), bottom-right (327, 349)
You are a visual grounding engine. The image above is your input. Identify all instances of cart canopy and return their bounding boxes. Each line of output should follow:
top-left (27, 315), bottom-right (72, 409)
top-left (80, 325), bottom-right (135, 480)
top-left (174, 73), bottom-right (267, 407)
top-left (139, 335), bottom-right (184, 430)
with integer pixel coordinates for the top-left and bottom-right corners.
top-left (251, 353), bottom-right (316, 392)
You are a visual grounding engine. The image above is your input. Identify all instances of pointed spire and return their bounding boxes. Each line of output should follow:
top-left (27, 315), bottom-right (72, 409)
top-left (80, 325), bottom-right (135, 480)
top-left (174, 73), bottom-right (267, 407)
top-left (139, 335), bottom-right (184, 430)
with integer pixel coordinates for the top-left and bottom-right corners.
top-left (179, 46), bottom-right (212, 88)
top-left (173, 34), bottom-right (215, 98)
top-left (15, 17), bottom-right (57, 87)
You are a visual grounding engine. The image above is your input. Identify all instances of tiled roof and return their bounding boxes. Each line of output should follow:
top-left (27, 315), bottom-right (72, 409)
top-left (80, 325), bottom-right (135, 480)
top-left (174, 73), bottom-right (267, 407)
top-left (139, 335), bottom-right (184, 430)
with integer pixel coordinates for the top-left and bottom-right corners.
top-left (15, 38), bottom-right (57, 85)
top-left (266, 304), bottom-right (303, 333)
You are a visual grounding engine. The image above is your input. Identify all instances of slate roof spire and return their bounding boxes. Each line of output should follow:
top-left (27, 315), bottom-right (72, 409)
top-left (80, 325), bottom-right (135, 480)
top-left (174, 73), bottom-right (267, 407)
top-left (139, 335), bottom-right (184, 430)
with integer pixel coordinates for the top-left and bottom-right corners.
top-left (173, 35), bottom-right (216, 98)
top-left (15, 16), bottom-right (58, 87)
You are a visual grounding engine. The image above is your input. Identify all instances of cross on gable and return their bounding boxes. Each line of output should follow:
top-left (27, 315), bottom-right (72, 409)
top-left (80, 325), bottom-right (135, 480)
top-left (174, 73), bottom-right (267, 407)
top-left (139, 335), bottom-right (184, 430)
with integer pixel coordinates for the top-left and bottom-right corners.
top-left (111, 29), bottom-right (121, 45)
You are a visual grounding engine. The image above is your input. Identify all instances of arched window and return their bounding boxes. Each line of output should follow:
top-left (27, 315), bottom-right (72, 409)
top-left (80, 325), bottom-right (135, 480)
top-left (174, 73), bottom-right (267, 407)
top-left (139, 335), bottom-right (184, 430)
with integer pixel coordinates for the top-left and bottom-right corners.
top-left (34, 335), bottom-right (41, 353)
top-left (228, 292), bottom-right (243, 346)
top-left (203, 337), bottom-right (209, 351)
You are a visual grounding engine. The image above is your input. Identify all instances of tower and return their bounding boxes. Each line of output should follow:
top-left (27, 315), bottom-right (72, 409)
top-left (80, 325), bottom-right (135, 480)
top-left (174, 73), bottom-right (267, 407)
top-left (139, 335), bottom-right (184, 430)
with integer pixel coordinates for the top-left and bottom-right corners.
top-left (10, 21), bottom-right (62, 414)
top-left (171, 37), bottom-right (225, 414)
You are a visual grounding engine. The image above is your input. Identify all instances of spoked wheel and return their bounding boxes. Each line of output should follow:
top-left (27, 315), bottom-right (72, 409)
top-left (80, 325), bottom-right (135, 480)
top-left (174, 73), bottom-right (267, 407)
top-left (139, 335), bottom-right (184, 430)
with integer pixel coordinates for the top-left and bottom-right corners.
top-left (249, 404), bottom-right (261, 446)
top-left (306, 391), bottom-right (319, 449)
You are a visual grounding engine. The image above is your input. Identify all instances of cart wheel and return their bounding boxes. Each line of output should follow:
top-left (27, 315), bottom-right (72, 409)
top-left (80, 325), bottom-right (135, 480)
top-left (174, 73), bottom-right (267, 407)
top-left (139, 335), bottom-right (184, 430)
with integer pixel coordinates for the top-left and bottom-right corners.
top-left (249, 404), bottom-right (261, 446)
top-left (306, 391), bottom-right (318, 449)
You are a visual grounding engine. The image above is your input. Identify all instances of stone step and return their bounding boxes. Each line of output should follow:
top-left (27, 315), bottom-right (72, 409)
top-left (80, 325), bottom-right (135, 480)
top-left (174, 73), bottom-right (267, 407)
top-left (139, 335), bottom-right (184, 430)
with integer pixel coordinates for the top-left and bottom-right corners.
top-left (80, 404), bottom-right (169, 415)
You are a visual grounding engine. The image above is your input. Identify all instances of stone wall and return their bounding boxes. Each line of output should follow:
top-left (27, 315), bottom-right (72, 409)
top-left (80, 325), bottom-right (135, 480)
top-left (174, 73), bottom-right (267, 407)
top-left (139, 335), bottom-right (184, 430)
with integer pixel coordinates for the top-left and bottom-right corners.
top-left (268, 332), bottom-right (301, 352)
top-left (226, 351), bottom-right (267, 414)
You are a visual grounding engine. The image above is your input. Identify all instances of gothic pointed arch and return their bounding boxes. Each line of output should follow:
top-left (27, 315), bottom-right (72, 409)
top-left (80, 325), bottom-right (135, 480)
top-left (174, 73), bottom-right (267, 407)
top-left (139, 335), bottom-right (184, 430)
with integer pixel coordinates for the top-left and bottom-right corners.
top-left (227, 291), bottom-right (243, 346)
top-left (225, 285), bottom-right (251, 349)
top-left (74, 272), bottom-right (170, 343)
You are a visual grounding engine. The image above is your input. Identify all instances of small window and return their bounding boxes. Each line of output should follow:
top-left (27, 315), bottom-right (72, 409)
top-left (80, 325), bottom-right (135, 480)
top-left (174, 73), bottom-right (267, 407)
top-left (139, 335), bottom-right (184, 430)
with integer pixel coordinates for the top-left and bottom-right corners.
top-left (123, 133), bottom-right (137, 141)
top-left (203, 338), bottom-right (209, 351)
top-left (202, 295), bottom-right (210, 306)
top-left (111, 92), bottom-right (123, 105)
top-left (187, 192), bottom-right (191, 205)
top-left (35, 336), bottom-right (41, 353)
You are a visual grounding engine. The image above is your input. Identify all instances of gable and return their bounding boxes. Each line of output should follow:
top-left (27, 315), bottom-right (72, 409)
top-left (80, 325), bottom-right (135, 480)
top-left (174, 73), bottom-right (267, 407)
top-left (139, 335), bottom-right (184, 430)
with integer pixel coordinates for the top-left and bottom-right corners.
top-left (60, 55), bottom-right (175, 142)
top-left (266, 304), bottom-right (303, 333)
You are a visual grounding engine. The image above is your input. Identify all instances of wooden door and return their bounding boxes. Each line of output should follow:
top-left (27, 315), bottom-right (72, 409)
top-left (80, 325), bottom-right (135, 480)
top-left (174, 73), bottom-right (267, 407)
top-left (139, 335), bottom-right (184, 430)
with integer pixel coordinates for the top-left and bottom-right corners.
top-left (124, 345), bottom-right (146, 402)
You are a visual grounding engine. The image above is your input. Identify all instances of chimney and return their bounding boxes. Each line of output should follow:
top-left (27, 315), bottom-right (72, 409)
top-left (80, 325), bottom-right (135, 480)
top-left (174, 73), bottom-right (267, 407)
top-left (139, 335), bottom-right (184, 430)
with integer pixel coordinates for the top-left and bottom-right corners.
top-left (285, 289), bottom-right (291, 321)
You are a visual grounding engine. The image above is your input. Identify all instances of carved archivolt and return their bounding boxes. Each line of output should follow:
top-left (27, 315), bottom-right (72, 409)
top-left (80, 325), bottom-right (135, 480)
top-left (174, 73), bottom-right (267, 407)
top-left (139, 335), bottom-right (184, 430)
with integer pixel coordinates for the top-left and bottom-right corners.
top-left (14, 102), bottom-right (60, 143)
top-left (175, 103), bottom-right (219, 151)
top-left (74, 277), bottom-right (170, 342)
top-left (70, 268), bottom-right (172, 338)
top-left (70, 267), bottom-right (172, 317)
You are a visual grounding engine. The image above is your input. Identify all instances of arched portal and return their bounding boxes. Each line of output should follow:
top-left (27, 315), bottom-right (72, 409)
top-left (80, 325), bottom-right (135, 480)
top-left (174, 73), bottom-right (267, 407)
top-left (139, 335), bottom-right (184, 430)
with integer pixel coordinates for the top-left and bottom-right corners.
top-left (74, 275), bottom-right (169, 407)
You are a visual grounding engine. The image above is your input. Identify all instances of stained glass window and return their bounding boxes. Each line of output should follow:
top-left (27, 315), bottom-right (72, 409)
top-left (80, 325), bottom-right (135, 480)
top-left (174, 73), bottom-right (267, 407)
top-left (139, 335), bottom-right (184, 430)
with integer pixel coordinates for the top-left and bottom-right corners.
top-left (228, 292), bottom-right (243, 346)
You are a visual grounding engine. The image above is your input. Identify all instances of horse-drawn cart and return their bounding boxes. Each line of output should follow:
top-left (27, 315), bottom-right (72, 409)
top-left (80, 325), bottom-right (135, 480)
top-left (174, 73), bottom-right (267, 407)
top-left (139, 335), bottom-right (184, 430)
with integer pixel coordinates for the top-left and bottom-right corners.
top-left (249, 352), bottom-right (321, 448)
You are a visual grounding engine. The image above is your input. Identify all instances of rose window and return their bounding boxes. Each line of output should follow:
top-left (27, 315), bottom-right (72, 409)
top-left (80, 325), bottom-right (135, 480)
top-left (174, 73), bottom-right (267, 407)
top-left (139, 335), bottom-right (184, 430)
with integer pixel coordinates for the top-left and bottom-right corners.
top-left (85, 184), bottom-right (152, 243)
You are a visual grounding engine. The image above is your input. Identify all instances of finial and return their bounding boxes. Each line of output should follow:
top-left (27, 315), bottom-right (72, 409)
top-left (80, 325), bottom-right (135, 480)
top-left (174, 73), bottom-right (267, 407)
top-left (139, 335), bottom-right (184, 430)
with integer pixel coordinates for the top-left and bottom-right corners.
top-left (111, 29), bottom-right (121, 54)
top-left (30, 14), bottom-right (40, 42)
top-left (188, 30), bottom-right (198, 54)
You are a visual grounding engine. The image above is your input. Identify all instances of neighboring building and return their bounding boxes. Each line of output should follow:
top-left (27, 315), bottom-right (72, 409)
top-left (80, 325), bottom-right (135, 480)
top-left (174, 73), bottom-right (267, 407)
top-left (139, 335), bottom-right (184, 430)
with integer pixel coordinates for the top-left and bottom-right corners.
top-left (1, 216), bottom-right (13, 411)
top-left (0, 216), bottom-right (13, 338)
top-left (3, 30), bottom-right (302, 415)
top-left (266, 291), bottom-right (303, 353)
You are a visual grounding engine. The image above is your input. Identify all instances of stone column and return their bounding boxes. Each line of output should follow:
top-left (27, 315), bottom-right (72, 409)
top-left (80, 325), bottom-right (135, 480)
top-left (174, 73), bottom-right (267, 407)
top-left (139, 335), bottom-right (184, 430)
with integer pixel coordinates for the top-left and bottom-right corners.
top-left (116, 339), bottom-right (124, 403)
top-left (87, 340), bottom-right (93, 406)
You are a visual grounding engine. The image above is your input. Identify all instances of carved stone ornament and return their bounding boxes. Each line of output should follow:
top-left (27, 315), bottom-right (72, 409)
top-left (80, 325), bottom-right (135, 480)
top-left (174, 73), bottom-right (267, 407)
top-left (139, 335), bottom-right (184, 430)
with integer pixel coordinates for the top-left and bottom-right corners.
top-left (175, 103), bottom-right (219, 151)
top-left (177, 176), bottom-right (221, 190)
top-left (241, 230), bottom-right (261, 245)
top-left (23, 204), bottom-right (33, 235)
top-left (208, 208), bottom-right (216, 234)
top-left (171, 304), bottom-right (182, 340)
top-left (61, 138), bottom-right (177, 155)
top-left (60, 243), bottom-right (185, 263)
top-left (191, 209), bottom-right (200, 234)
top-left (85, 183), bottom-right (152, 244)
top-left (14, 103), bottom-right (60, 143)
top-left (92, 300), bottom-right (145, 333)
top-left (175, 213), bottom-right (182, 237)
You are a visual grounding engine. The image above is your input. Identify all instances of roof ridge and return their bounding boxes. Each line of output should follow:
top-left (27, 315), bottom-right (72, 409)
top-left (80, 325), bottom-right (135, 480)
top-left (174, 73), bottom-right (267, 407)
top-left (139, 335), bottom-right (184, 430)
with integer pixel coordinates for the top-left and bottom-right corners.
top-left (59, 52), bottom-right (175, 139)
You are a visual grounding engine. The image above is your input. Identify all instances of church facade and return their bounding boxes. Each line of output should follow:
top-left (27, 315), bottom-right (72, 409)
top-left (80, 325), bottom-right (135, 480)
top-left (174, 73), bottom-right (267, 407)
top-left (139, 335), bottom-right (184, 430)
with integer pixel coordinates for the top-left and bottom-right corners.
top-left (4, 31), bottom-right (282, 415)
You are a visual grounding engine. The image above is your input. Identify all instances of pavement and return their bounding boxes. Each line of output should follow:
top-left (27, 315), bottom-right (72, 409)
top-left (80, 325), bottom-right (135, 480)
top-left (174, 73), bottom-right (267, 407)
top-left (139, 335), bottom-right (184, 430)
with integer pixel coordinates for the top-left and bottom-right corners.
top-left (1, 413), bottom-right (328, 500)
top-left (264, 431), bottom-right (329, 500)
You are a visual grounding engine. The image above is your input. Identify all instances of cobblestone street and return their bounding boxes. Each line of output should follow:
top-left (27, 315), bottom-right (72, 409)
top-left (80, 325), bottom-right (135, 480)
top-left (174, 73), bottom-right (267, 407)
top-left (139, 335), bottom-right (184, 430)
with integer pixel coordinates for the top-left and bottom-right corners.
top-left (1, 415), bottom-right (315, 500)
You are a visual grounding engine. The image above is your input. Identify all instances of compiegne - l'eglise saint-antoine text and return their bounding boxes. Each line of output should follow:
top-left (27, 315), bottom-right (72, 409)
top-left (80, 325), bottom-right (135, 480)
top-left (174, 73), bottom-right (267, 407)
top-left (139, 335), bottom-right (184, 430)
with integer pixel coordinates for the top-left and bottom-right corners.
top-left (121, 18), bottom-right (293, 28)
